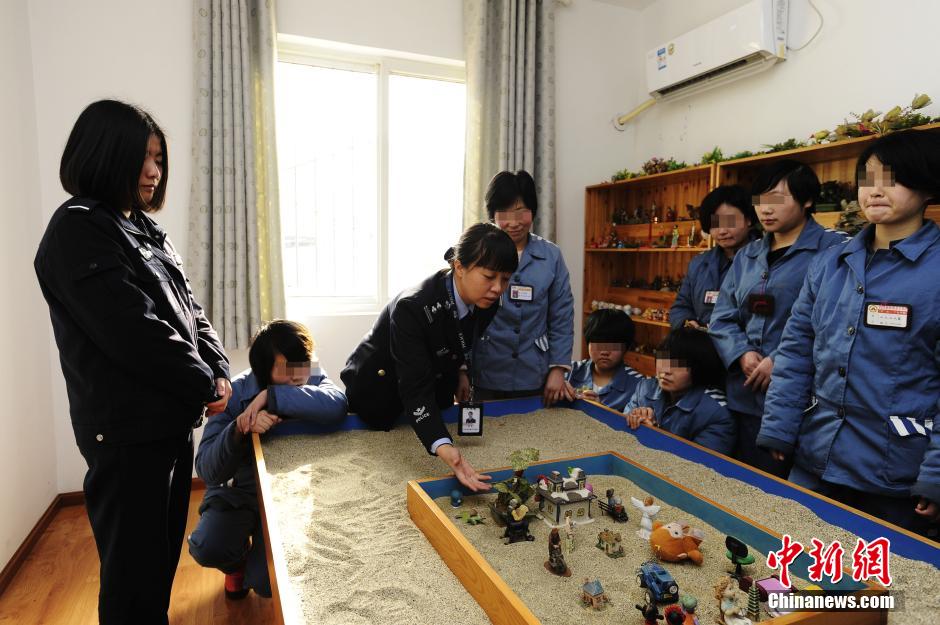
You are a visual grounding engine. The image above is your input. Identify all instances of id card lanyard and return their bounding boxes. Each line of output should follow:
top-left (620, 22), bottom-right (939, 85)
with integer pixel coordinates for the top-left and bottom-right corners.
top-left (447, 278), bottom-right (483, 435)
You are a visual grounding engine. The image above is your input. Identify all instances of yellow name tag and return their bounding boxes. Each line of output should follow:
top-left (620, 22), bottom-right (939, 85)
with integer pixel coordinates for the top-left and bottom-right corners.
top-left (864, 303), bottom-right (911, 330)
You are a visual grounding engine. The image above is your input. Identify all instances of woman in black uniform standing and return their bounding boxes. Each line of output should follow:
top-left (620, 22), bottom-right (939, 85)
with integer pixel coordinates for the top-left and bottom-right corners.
top-left (342, 223), bottom-right (517, 491)
top-left (34, 100), bottom-right (231, 625)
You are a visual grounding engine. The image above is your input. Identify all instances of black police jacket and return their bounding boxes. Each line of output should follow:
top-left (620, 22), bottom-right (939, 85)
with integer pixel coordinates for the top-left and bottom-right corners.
top-left (34, 197), bottom-right (229, 447)
top-left (341, 269), bottom-right (498, 454)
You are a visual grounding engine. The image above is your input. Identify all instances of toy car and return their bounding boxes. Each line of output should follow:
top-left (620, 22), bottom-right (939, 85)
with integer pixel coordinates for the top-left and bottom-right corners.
top-left (635, 560), bottom-right (679, 604)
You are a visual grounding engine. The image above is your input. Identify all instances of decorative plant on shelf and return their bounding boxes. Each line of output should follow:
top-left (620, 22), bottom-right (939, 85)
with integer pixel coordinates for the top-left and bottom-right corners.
top-left (642, 156), bottom-right (688, 175)
top-left (812, 94), bottom-right (935, 144)
top-left (699, 146), bottom-right (724, 165)
top-left (611, 168), bottom-right (639, 182)
top-left (762, 138), bottom-right (806, 153)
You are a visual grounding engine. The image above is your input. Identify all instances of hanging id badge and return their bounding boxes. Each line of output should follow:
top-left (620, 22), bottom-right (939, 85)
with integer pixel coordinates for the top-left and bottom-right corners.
top-left (458, 399), bottom-right (483, 436)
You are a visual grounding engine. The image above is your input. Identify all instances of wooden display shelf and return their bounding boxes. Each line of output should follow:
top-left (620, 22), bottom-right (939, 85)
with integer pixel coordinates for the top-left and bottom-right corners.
top-left (586, 163), bottom-right (716, 190)
top-left (625, 350), bottom-right (655, 373)
top-left (631, 315), bottom-right (670, 328)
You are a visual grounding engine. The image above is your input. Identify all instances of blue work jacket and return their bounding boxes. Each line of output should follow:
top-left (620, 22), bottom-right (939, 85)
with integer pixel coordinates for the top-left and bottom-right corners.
top-left (670, 239), bottom-right (758, 329)
top-left (195, 367), bottom-right (348, 509)
top-left (709, 218), bottom-right (848, 417)
top-left (624, 378), bottom-right (735, 455)
top-left (474, 233), bottom-right (575, 391)
top-left (758, 221), bottom-right (940, 502)
top-left (567, 359), bottom-right (646, 412)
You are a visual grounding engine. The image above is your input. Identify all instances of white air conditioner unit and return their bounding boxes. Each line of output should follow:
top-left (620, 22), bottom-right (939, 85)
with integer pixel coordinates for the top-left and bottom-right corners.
top-left (646, 0), bottom-right (788, 101)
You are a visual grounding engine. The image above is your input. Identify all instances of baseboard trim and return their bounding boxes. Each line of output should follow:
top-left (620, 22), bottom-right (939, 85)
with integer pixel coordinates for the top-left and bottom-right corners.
top-left (0, 477), bottom-right (207, 598)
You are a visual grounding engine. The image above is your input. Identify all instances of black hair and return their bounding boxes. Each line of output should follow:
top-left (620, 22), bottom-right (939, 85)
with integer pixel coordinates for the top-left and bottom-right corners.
top-left (656, 327), bottom-right (725, 389)
top-left (60, 99), bottom-right (168, 213)
top-left (444, 222), bottom-right (518, 274)
top-left (751, 159), bottom-right (820, 215)
top-left (584, 308), bottom-right (635, 347)
top-left (856, 130), bottom-right (940, 208)
top-left (698, 185), bottom-right (758, 234)
top-left (249, 320), bottom-right (315, 389)
top-left (484, 170), bottom-right (538, 220)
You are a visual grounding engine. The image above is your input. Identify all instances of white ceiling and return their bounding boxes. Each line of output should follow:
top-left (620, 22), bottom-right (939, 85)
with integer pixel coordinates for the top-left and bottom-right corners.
top-left (590, 0), bottom-right (657, 11)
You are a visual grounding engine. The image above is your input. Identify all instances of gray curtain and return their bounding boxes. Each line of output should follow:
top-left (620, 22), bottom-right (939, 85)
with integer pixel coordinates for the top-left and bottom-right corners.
top-left (188, 0), bottom-right (285, 350)
top-left (463, 0), bottom-right (557, 239)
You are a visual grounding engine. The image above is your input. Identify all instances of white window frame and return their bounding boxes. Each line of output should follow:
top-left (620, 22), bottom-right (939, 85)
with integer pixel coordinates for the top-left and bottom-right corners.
top-left (276, 36), bottom-right (466, 316)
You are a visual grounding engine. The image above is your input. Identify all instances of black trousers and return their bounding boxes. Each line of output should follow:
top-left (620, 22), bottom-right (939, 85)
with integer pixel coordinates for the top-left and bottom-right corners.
top-left (78, 432), bottom-right (194, 625)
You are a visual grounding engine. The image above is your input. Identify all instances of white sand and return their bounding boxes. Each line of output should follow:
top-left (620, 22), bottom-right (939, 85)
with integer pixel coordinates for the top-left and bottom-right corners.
top-left (261, 408), bottom-right (940, 624)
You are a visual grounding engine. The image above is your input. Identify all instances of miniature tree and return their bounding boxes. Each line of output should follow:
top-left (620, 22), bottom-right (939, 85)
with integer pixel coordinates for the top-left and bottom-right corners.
top-left (746, 583), bottom-right (761, 621)
top-left (490, 448), bottom-right (540, 524)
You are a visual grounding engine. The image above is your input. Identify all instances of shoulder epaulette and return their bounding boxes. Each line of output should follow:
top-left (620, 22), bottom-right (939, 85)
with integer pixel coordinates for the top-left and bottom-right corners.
top-left (704, 388), bottom-right (727, 407)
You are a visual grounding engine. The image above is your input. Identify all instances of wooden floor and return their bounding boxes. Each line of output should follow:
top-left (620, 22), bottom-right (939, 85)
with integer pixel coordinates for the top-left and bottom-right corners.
top-left (0, 489), bottom-right (276, 625)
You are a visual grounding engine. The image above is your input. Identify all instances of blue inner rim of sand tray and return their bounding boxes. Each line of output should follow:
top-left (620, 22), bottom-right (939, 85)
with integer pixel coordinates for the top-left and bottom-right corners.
top-left (420, 452), bottom-right (871, 593)
top-left (266, 396), bottom-right (940, 570)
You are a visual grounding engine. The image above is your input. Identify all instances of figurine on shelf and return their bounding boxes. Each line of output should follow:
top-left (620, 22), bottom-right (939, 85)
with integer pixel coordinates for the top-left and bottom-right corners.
top-left (651, 201), bottom-right (659, 221)
top-left (661, 277), bottom-right (673, 292)
top-left (686, 204), bottom-right (699, 221)
top-left (502, 500), bottom-right (535, 544)
top-left (671, 225), bottom-right (680, 248)
top-left (545, 528), bottom-right (572, 577)
top-left (649, 521), bottom-right (705, 564)
top-left (651, 275), bottom-right (663, 291)
top-left (687, 222), bottom-right (697, 247)
top-left (666, 206), bottom-right (677, 222)
top-left (580, 578), bottom-right (610, 610)
top-left (614, 207), bottom-right (630, 225)
top-left (715, 577), bottom-right (752, 625)
top-left (595, 527), bottom-right (625, 558)
top-left (631, 496), bottom-right (661, 540)
top-left (679, 595), bottom-right (700, 625)
top-left (636, 601), bottom-right (664, 624)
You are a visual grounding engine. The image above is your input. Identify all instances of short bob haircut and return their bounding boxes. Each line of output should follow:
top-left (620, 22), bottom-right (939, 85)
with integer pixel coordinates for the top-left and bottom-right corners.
top-left (655, 327), bottom-right (725, 389)
top-left (584, 308), bottom-right (635, 348)
top-left (444, 222), bottom-right (519, 275)
top-left (249, 320), bottom-right (315, 389)
top-left (856, 129), bottom-right (940, 209)
top-left (485, 170), bottom-right (539, 220)
top-left (751, 158), bottom-right (820, 215)
top-left (60, 99), bottom-right (168, 213)
top-left (698, 185), bottom-right (758, 234)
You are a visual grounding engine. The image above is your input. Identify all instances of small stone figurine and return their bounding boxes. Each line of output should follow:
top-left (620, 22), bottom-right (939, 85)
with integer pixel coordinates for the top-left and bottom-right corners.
top-left (636, 601), bottom-right (664, 624)
top-left (502, 500), bottom-right (535, 544)
top-left (563, 510), bottom-right (575, 554)
top-left (545, 528), bottom-right (572, 577)
top-left (715, 577), bottom-right (752, 625)
top-left (632, 495), bottom-right (661, 540)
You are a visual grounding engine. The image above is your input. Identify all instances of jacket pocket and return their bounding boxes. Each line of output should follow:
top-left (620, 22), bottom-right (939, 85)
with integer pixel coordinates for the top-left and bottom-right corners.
top-left (881, 416), bottom-right (932, 485)
top-left (71, 254), bottom-right (123, 281)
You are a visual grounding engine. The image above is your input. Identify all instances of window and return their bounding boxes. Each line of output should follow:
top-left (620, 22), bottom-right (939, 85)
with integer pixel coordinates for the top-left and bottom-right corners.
top-left (275, 41), bottom-right (466, 315)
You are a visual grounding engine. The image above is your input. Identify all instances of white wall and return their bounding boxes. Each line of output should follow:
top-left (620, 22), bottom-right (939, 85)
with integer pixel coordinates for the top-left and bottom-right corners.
top-left (0, 0), bottom-right (57, 569)
top-left (28, 0), bottom-right (195, 492)
top-left (628, 0), bottom-right (940, 167)
top-left (555, 0), bottom-right (644, 358)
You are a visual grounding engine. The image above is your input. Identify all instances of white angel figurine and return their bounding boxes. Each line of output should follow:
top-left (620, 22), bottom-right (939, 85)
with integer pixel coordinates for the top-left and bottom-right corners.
top-left (631, 495), bottom-right (661, 540)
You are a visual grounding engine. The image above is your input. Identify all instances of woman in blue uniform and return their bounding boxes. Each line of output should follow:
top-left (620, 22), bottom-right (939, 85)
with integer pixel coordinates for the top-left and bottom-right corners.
top-left (758, 130), bottom-right (940, 534)
top-left (624, 327), bottom-right (734, 455)
top-left (709, 159), bottom-right (847, 476)
top-left (473, 171), bottom-right (576, 406)
top-left (566, 308), bottom-right (645, 412)
top-left (670, 185), bottom-right (758, 330)
top-left (342, 223), bottom-right (517, 491)
top-left (34, 100), bottom-right (231, 624)
top-left (190, 320), bottom-right (347, 599)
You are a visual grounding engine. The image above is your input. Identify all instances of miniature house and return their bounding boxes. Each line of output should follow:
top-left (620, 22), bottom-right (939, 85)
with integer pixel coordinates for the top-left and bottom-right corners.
top-left (580, 578), bottom-right (609, 610)
top-left (536, 468), bottom-right (596, 528)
